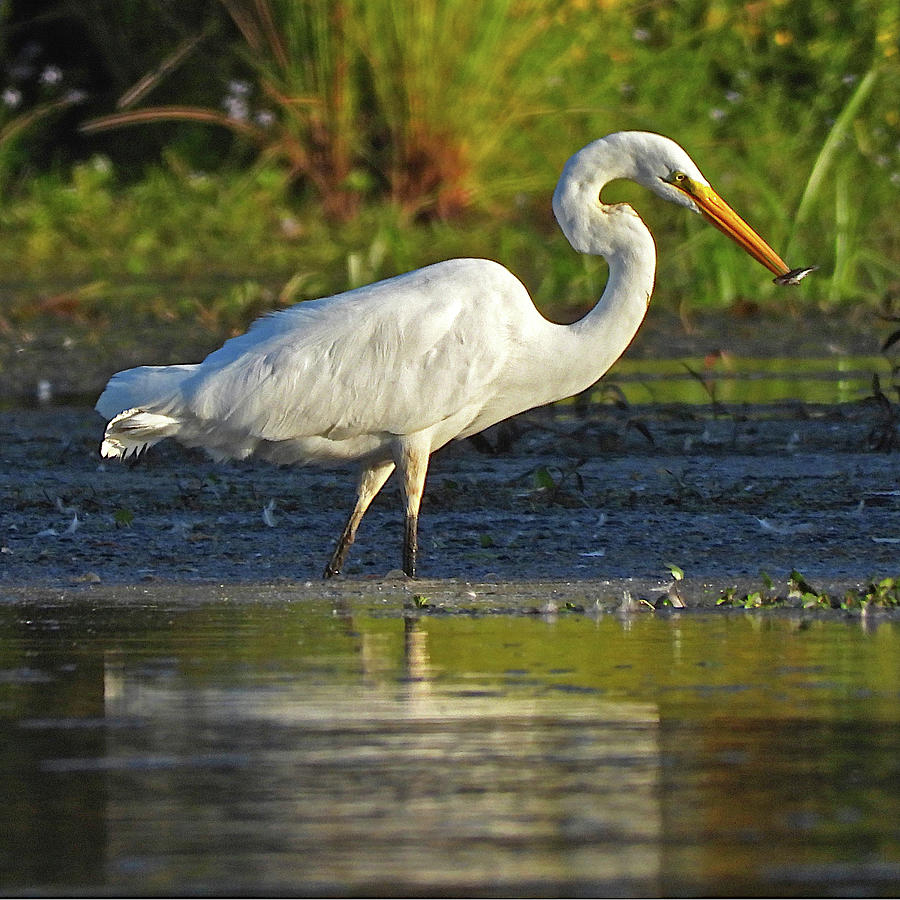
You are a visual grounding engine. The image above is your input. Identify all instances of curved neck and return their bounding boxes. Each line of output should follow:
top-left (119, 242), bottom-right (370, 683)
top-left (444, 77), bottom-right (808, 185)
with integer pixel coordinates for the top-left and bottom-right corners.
top-left (549, 230), bottom-right (655, 400)
top-left (517, 236), bottom-right (656, 417)
top-left (573, 229), bottom-right (655, 344)
top-left (537, 135), bottom-right (660, 400)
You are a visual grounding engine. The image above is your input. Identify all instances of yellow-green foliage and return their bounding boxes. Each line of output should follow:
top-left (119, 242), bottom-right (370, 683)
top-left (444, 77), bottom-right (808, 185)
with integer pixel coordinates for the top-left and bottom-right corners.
top-left (2, 0), bottom-right (899, 315)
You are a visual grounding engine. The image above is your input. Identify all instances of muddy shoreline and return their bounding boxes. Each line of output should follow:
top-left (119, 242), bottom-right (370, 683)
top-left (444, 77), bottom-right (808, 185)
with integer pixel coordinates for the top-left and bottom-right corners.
top-left (1, 400), bottom-right (897, 611)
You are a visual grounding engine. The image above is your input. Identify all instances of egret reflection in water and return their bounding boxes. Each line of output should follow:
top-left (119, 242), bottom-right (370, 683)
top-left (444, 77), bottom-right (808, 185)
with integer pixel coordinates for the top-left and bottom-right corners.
top-left (2, 594), bottom-right (899, 896)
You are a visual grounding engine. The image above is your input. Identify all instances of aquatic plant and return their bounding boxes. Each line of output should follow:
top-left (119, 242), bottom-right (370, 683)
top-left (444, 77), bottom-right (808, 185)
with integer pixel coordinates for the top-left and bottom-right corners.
top-left (663, 563), bottom-right (687, 608)
top-left (717, 570), bottom-right (900, 610)
top-left (527, 461), bottom-right (588, 508)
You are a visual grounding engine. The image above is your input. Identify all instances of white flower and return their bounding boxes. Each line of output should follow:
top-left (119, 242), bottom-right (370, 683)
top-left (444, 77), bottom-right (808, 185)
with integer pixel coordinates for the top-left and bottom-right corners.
top-left (40, 65), bottom-right (63, 85)
top-left (91, 155), bottom-right (113, 174)
top-left (223, 96), bottom-right (249, 121)
top-left (2, 87), bottom-right (22, 109)
top-left (227, 79), bottom-right (252, 96)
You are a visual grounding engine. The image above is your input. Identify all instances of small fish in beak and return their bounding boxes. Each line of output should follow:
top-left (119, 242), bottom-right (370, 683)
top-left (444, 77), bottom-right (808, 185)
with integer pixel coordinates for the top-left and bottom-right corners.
top-left (773, 266), bottom-right (818, 286)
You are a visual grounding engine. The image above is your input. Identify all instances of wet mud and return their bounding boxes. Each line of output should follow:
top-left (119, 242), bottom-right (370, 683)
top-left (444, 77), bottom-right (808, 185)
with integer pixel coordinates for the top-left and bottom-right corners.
top-left (1, 400), bottom-right (897, 609)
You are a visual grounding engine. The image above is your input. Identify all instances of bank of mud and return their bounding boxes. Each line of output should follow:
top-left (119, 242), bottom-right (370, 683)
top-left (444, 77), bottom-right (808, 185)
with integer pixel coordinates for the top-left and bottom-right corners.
top-left (1, 400), bottom-right (897, 608)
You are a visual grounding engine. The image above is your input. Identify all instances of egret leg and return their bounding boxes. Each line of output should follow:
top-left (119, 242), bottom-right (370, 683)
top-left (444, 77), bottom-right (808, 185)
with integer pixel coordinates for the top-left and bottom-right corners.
top-left (403, 513), bottom-right (418, 579)
top-left (323, 459), bottom-right (395, 578)
top-left (395, 438), bottom-right (431, 578)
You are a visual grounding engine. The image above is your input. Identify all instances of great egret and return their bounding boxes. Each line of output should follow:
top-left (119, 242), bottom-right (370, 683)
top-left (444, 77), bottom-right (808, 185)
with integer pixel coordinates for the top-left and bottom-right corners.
top-left (97, 130), bottom-right (801, 578)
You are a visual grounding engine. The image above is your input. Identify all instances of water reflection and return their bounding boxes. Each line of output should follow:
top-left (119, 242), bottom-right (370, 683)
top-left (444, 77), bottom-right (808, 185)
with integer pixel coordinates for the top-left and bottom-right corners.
top-left (605, 354), bottom-right (891, 405)
top-left (1, 594), bottom-right (899, 896)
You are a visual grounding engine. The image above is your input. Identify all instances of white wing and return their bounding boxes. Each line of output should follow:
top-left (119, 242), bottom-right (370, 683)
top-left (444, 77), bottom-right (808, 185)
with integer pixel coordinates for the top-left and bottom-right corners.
top-left (175, 258), bottom-right (534, 443)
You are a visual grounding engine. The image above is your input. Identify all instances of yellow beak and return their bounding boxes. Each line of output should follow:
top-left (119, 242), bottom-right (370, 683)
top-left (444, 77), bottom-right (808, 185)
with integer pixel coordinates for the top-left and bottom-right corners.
top-left (674, 178), bottom-right (790, 278)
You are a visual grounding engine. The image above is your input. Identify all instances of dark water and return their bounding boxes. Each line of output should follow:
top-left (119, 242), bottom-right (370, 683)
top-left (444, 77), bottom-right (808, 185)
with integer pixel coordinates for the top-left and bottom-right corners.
top-left (1, 593), bottom-right (899, 896)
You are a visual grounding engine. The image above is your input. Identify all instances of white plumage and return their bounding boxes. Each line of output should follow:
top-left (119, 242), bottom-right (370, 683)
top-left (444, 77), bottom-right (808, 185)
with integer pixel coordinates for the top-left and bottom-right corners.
top-left (97, 131), bottom-right (793, 577)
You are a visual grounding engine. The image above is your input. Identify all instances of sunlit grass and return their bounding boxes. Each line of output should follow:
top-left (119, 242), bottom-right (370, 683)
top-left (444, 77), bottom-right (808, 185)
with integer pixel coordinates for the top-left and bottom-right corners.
top-left (4, 0), bottom-right (900, 320)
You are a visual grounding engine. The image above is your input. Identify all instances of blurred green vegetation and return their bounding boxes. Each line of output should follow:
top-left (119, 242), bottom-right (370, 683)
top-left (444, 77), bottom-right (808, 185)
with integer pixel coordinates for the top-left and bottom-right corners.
top-left (1, 0), bottom-right (899, 339)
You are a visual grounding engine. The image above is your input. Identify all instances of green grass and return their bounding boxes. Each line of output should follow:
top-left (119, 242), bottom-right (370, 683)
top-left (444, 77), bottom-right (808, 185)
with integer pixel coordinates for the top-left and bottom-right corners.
top-left (2, 0), bottom-right (900, 330)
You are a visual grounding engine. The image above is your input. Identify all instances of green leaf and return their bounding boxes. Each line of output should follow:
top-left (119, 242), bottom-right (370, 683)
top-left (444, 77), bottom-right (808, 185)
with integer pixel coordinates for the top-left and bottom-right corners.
top-left (665, 562), bottom-right (684, 581)
top-left (113, 508), bottom-right (134, 528)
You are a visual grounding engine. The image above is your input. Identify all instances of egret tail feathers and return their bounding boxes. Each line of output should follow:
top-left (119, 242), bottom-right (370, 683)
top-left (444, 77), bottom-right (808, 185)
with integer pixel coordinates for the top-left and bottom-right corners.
top-left (101, 408), bottom-right (181, 459)
top-left (95, 364), bottom-right (198, 420)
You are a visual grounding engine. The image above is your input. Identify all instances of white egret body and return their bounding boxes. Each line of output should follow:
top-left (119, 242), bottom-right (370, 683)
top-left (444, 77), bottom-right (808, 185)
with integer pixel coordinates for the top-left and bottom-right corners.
top-left (97, 131), bottom-right (794, 577)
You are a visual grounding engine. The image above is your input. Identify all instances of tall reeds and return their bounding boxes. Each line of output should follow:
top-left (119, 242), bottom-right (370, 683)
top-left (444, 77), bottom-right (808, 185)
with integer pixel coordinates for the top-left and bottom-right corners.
top-left (81, 0), bottom-right (561, 220)
top-left (29, 0), bottom-right (900, 307)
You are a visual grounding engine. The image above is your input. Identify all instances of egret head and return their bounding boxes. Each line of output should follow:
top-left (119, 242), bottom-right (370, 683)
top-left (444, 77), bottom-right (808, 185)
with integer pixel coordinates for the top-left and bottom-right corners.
top-left (554, 131), bottom-right (793, 279)
top-left (658, 167), bottom-right (790, 277)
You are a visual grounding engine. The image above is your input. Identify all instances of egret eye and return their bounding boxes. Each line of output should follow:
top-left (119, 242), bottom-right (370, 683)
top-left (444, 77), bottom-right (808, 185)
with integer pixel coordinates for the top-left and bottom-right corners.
top-left (662, 171), bottom-right (691, 190)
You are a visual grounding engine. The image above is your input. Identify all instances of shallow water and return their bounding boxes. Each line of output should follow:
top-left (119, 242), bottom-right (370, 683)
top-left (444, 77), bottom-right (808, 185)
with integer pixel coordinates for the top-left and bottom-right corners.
top-left (605, 355), bottom-right (891, 406)
top-left (6, 351), bottom-right (893, 410)
top-left (2, 590), bottom-right (899, 896)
